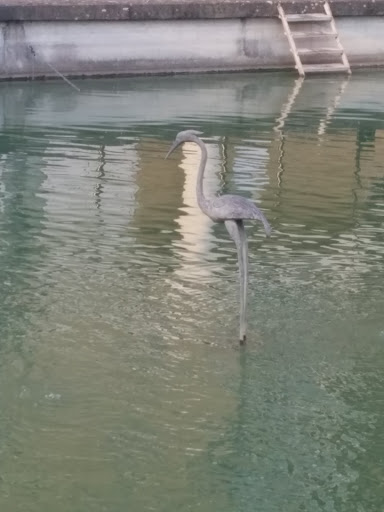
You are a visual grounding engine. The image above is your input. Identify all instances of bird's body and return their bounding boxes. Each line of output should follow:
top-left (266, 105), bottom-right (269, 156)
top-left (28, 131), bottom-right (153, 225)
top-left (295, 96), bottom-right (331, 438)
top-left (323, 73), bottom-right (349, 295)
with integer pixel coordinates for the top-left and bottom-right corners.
top-left (202, 194), bottom-right (272, 231)
top-left (166, 130), bottom-right (271, 344)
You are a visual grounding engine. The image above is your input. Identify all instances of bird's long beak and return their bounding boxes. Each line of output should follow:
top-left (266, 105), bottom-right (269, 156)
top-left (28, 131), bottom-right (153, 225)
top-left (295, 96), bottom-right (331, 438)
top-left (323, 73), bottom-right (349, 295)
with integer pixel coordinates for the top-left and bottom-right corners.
top-left (165, 140), bottom-right (180, 159)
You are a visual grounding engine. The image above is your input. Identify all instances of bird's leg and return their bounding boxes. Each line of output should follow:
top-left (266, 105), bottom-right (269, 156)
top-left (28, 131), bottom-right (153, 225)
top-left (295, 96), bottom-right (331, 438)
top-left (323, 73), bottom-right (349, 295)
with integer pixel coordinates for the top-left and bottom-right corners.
top-left (225, 220), bottom-right (248, 345)
top-left (237, 220), bottom-right (248, 344)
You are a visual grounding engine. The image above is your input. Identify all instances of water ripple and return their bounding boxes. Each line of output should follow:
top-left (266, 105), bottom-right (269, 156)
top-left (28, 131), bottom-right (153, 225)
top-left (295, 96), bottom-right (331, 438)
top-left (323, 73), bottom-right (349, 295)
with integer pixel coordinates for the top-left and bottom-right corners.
top-left (1, 72), bottom-right (384, 511)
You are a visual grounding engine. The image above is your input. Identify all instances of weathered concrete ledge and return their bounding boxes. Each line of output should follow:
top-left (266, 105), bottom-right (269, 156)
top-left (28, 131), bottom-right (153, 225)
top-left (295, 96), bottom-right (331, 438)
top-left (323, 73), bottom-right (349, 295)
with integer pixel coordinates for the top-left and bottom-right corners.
top-left (0, 0), bottom-right (384, 79)
top-left (1, 0), bottom-right (384, 22)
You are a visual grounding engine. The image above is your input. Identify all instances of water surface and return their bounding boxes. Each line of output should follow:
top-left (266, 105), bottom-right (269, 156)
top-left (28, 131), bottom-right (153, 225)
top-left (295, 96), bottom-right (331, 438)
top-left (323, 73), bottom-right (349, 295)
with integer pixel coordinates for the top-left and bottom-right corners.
top-left (0, 72), bottom-right (384, 511)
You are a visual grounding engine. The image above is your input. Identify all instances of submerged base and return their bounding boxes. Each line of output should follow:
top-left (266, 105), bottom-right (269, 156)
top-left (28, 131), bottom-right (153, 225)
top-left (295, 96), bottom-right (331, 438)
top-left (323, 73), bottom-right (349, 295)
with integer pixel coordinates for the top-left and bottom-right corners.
top-left (239, 336), bottom-right (246, 346)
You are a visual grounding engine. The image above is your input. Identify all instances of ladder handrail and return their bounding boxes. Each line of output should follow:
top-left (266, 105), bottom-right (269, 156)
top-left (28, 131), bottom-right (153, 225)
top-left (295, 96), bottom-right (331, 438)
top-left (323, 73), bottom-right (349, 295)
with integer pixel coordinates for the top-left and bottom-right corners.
top-left (278, 3), bottom-right (305, 77)
top-left (323, 0), bottom-right (351, 74)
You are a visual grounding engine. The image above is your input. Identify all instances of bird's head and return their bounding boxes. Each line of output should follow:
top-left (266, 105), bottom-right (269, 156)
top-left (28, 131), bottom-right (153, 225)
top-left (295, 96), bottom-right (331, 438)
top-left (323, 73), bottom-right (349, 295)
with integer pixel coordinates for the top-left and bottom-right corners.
top-left (165, 130), bottom-right (203, 159)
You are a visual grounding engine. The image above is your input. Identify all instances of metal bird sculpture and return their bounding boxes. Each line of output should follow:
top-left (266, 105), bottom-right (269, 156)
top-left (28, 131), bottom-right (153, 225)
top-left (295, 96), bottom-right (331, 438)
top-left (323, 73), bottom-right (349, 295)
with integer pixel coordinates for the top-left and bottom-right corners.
top-left (166, 130), bottom-right (271, 344)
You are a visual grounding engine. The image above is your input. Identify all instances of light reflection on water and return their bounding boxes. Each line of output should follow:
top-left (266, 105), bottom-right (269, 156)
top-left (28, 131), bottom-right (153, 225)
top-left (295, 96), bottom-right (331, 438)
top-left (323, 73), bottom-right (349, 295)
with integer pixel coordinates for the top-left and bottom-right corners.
top-left (0, 72), bottom-right (384, 511)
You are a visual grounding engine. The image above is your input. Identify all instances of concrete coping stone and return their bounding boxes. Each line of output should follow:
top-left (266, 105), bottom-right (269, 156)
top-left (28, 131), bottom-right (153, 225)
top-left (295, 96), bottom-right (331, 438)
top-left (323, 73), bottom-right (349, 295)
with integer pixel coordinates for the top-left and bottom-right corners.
top-left (0, 0), bottom-right (383, 22)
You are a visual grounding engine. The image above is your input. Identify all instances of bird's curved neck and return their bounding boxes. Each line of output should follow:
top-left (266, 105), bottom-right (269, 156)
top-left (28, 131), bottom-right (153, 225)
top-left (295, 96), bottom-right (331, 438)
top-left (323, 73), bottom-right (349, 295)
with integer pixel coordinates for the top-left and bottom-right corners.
top-left (193, 136), bottom-right (209, 213)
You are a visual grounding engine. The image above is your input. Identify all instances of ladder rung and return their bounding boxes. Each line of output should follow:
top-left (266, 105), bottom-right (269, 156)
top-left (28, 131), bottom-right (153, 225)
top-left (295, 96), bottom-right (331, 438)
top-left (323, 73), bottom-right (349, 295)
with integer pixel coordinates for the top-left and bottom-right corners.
top-left (285, 14), bottom-right (332, 22)
top-left (302, 63), bottom-right (350, 73)
top-left (297, 47), bottom-right (344, 55)
top-left (292, 31), bottom-right (336, 38)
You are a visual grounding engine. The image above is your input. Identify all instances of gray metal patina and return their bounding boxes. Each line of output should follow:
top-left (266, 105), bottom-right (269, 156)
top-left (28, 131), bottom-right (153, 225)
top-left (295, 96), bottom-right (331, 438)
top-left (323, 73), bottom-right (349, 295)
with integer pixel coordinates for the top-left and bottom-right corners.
top-left (167, 130), bottom-right (271, 344)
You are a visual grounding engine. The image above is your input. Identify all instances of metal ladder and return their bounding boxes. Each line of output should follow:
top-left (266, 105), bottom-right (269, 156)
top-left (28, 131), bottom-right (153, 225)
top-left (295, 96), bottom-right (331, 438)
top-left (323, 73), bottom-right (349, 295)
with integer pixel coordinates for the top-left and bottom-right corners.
top-left (278, 1), bottom-right (351, 76)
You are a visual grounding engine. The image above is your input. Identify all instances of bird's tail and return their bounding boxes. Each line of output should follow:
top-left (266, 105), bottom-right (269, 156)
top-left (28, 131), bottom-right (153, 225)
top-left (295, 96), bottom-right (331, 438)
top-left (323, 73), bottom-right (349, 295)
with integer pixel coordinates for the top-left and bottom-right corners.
top-left (262, 215), bottom-right (272, 237)
top-left (253, 208), bottom-right (272, 237)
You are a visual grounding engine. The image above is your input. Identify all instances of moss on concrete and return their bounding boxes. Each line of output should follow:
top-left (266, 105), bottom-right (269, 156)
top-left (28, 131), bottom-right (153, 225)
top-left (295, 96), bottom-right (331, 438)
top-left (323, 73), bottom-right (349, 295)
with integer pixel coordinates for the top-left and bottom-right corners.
top-left (0, 0), bottom-right (383, 22)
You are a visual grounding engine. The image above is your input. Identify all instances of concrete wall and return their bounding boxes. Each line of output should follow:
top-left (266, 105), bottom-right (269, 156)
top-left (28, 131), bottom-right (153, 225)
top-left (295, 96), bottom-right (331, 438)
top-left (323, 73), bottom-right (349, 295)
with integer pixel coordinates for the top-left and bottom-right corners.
top-left (0, 17), bottom-right (384, 79)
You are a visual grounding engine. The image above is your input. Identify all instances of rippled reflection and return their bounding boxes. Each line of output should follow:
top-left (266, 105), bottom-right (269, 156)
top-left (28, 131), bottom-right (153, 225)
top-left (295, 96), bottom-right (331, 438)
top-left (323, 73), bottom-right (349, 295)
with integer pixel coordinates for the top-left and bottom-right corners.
top-left (0, 72), bottom-right (384, 511)
top-left (173, 140), bottom-right (220, 281)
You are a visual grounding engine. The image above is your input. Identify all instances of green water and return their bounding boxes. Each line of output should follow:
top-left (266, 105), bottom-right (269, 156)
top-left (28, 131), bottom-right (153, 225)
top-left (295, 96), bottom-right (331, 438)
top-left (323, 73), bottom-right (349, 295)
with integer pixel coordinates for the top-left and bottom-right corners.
top-left (0, 72), bottom-right (383, 511)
